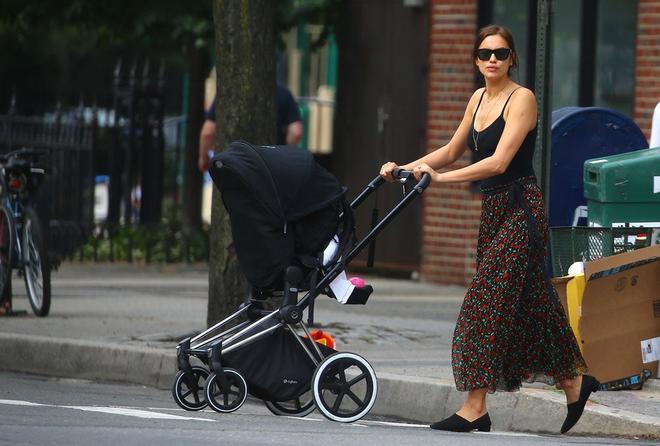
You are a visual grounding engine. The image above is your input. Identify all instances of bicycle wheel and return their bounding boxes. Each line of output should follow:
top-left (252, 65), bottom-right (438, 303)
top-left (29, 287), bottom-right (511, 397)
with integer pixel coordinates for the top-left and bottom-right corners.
top-left (0, 205), bottom-right (14, 303)
top-left (22, 206), bottom-right (51, 317)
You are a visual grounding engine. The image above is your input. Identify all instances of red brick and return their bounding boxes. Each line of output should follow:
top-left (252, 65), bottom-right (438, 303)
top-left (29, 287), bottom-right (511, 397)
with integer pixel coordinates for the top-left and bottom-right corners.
top-left (634, 1), bottom-right (660, 166)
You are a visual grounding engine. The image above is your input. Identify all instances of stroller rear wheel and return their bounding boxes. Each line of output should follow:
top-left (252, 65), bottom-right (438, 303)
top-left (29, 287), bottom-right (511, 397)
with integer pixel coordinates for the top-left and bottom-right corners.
top-left (312, 352), bottom-right (378, 423)
top-left (205, 368), bottom-right (248, 413)
top-left (264, 390), bottom-right (315, 417)
top-left (172, 366), bottom-right (209, 411)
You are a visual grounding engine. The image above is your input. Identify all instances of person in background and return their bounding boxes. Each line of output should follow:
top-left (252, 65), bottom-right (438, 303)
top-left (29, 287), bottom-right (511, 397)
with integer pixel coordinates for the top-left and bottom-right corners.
top-left (381, 24), bottom-right (597, 435)
top-left (198, 84), bottom-right (303, 172)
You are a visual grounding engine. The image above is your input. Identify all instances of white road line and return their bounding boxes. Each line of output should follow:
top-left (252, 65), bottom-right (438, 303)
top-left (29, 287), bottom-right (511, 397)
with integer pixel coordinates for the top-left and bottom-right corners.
top-left (0, 399), bottom-right (46, 407)
top-left (283, 416), bottom-right (324, 422)
top-left (474, 431), bottom-right (540, 437)
top-left (363, 418), bottom-right (542, 436)
top-left (343, 422), bottom-right (368, 428)
top-left (0, 399), bottom-right (214, 422)
top-left (62, 406), bottom-right (215, 421)
top-left (0, 399), bottom-right (541, 434)
top-left (359, 420), bottom-right (428, 428)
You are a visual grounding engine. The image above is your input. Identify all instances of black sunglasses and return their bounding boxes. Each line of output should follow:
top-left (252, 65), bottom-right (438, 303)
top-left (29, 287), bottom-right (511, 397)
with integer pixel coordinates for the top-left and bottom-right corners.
top-left (474, 48), bottom-right (512, 61)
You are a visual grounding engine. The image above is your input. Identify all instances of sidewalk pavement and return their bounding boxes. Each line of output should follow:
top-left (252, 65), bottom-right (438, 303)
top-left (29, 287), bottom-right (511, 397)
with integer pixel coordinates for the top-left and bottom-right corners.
top-left (0, 262), bottom-right (658, 439)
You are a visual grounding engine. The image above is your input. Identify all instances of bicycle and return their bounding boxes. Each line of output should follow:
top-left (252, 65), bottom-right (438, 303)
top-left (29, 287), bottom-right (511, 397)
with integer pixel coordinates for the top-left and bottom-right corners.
top-left (0, 148), bottom-right (51, 316)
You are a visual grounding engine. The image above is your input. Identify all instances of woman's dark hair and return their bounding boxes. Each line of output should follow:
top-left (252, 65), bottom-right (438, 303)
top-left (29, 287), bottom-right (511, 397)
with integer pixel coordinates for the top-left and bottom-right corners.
top-left (473, 24), bottom-right (518, 74)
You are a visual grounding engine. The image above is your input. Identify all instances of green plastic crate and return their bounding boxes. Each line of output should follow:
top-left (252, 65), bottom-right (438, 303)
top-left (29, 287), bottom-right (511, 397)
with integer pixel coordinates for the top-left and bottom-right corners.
top-left (549, 226), bottom-right (656, 276)
top-left (583, 147), bottom-right (660, 226)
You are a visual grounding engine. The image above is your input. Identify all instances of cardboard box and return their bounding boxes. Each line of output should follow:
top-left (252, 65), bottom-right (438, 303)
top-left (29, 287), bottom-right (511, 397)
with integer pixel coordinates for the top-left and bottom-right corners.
top-left (578, 244), bottom-right (660, 388)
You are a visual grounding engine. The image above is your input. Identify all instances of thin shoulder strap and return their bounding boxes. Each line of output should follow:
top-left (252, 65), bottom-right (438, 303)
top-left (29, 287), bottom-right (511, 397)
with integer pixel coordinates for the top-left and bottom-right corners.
top-left (471, 89), bottom-right (487, 123)
top-left (500, 87), bottom-right (522, 116)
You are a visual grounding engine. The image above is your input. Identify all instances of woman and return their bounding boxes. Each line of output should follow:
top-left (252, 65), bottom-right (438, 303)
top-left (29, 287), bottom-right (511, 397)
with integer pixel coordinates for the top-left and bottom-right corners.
top-left (380, 24), bottom-right (598, 434)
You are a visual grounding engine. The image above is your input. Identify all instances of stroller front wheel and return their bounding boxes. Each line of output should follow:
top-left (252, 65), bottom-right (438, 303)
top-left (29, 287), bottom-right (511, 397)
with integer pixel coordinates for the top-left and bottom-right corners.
top-left (205, 368), bottom-right (248, 413)
top-left (172, 366), bottom-right (210, 411)
top-left (311, 352), bottom-right (378, 423)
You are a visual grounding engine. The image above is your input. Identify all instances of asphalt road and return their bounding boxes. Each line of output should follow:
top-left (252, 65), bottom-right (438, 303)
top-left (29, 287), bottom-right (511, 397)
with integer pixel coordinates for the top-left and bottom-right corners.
top-left (0, 372), bottom-right (654, 446)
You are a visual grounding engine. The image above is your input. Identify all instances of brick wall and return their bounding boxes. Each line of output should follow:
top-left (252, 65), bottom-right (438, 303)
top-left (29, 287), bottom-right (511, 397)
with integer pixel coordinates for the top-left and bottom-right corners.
top-left (422, 0), bottom-right (480, 286)
top-left (635, 0), bottom-right (660, 142)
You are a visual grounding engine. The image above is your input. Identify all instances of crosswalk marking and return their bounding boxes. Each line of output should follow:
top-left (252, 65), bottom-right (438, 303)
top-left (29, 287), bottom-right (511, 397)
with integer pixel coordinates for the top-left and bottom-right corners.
top-left (0, 399), bottom-right (214, 422)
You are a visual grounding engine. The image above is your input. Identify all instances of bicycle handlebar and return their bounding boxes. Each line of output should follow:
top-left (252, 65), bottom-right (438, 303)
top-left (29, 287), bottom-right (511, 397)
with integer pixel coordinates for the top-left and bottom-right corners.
top-left (0, 147), bottom-right (48, 165)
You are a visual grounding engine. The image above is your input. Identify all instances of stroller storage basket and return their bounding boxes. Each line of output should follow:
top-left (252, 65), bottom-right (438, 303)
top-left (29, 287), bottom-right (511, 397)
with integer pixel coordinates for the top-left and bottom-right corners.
top-left (224, 326), bottom-right (335, 402)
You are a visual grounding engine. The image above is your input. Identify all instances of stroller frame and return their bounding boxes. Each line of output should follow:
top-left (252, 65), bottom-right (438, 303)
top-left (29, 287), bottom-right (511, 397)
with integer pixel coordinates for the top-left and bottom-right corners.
top-left (174, 169), bottom-right (431, 422)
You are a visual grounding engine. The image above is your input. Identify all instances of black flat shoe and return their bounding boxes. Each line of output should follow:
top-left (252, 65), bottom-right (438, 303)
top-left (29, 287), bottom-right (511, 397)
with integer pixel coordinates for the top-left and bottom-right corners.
top-left (561, 375), bottom-right (600, 434)
top-left (430, 412), bottom-right (491, 432)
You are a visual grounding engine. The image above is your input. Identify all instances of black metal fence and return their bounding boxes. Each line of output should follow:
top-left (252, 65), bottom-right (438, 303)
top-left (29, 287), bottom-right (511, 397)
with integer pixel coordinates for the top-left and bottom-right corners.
top-left (0, 59), bottom-right (209, 265)
top-left (0, 99), bottom-right (96, 264)
top-left (109, 59), bottom-right (165, 225)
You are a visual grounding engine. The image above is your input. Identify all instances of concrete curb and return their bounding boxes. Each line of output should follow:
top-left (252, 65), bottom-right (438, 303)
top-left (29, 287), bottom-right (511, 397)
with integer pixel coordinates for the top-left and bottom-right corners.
top-left (0, 333), bottom-right (176, 390)
top-left (1, 333), bottom-right (658, 439)
top-left (645, 378), bottom-right (660, 393)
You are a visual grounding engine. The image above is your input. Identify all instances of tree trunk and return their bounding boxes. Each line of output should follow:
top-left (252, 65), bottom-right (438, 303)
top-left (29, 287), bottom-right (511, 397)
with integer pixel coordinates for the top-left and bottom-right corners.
top-left (207, 0), bottom-right (276, 326)
top-left (182, 47), bottom-right (210, 233)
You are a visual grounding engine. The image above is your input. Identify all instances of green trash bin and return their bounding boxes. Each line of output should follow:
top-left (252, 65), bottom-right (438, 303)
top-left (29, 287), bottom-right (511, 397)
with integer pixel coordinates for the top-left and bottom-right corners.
top-left (583, 147), bottom-right (660, 227)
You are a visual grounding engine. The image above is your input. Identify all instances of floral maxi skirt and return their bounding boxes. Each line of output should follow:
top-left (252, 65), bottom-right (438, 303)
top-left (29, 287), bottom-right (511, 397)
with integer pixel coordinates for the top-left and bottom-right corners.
top-left (451, 179), bottom-right (587, 392)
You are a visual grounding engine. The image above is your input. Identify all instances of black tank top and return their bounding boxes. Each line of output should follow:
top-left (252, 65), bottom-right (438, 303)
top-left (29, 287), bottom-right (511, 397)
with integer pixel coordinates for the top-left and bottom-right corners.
top-left (467, 88), bottom-right (537, 190)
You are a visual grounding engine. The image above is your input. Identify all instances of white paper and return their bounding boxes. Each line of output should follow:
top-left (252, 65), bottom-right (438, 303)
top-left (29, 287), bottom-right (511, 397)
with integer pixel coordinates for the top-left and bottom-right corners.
top-left (322, 236), bottom-right (339, 266)
top-left (640, 337), bottom-right (660, 364)
top-left (329, 271), bottom-right (354, 304)
top-left (654, 176), bottom-right (660, 194)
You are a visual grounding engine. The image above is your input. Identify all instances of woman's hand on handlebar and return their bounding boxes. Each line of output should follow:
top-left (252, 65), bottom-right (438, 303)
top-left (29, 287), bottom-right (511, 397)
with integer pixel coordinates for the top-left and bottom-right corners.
top-left (379, 161), bottom-right (399, 182)
top-left (412, 163), bottom-right (437, 182)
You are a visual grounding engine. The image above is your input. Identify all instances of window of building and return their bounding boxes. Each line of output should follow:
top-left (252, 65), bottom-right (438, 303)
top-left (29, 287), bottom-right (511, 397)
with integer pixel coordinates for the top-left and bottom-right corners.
top-left (594, 0), bottom-right (637, 116)
top-left (551, 0), bottom-right (583, 110)
top-left (492, 0), bottom-right (531, 86)
top-left (486, 0), bottom-right (638, 118)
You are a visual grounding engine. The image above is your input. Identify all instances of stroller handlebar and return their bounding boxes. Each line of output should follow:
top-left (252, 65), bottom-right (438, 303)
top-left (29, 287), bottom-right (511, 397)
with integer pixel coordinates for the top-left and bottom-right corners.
top-left (354, 168), bottom-right (431, 211)
top-left (369, 168), bottom-right (432, 190)
top-left (392, 167), bottom-right (407, 179)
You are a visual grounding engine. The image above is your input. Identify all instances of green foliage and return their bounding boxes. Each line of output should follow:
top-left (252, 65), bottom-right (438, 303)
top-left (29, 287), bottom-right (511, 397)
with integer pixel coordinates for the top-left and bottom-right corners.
top-left (0, 0), bottom-right (340, 51)
top-left (0, 0), bottom-right (214, 52)
top-left (81, 209), bottom-right (209, 264)
top-left (276, 0), bottom-right (341, 50)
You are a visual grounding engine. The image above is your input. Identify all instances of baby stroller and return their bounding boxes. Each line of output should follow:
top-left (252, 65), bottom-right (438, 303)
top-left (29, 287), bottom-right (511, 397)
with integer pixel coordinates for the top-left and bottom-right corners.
top-left (172, 141), bottom-right (430, 422)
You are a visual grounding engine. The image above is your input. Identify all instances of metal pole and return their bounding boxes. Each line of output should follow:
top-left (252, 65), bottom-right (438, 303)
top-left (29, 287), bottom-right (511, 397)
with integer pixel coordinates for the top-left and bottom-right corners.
top-left (533, 0), bottom-right (553, 204)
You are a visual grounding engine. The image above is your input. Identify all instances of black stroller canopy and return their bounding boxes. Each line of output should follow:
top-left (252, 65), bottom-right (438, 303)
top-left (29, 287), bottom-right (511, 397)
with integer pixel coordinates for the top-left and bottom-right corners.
top-left (211, 141), bottom-right (345, 222)
top-left (209, 141), bottom-right (346, 289)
